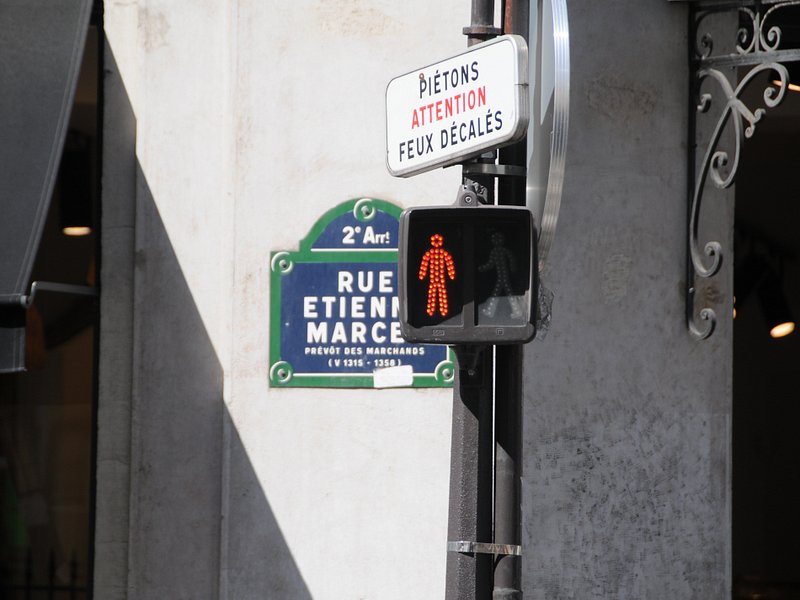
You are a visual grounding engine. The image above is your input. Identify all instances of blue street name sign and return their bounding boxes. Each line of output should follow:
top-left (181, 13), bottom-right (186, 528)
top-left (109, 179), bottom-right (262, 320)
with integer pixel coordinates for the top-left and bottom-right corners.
top-left (269, 198), bottom-right (454, 388)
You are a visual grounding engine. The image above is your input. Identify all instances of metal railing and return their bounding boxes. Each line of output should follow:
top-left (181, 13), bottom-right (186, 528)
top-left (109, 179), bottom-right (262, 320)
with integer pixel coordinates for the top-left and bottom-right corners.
top-left (0, 549), bottom-right (87, 600)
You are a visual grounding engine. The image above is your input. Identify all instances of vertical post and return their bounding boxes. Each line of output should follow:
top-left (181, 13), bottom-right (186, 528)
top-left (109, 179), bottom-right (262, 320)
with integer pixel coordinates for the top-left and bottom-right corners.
top-left (446, 346), bottom-right (495, 600)
top-left (444, 3), bottom-right (501, 600)
top-left (462, 0), bottom-right (501, 195)
top-left (494, 1), bottom-right (528, 599)
top-left (70, 551), bottom-right (79, 600)
top-left (48, 549), bottom-right (55, 600)
top-left (25, 548), bottom-right (32, 600)
top-left (446, 1), bottom-right (530, 598)
top-left (463, 0), bottom-right (501, 46)
top-left (492, 346), bottom-right (522, 600)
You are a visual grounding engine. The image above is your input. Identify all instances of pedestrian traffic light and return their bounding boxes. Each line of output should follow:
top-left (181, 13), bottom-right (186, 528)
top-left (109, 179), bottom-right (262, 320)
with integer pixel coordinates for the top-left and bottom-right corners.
top-left (398, 206), bottom-right (536, 344)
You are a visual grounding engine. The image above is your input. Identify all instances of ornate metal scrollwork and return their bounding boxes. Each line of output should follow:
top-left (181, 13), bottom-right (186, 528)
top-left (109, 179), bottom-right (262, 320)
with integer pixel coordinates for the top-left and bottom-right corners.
top-left (694, 1), bottom-right (800, 62)
top-left (737, 2), bottom-right (800, 54)
top-left (687, 1), bottom-right (800, 340)
top-left (691, 64), bottom-right (788, 279)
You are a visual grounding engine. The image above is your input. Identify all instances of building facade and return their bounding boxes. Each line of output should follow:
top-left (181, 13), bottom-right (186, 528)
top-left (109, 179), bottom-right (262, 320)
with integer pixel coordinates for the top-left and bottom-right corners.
top-left (3, 1), bottom-right (800, 599)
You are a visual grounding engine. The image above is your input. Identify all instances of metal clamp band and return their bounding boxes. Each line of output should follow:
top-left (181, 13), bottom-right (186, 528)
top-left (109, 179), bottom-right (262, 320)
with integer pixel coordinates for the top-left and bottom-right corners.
top-left (447, 541), bottom-right (522, 556)
top-left (462, 25), bottom-right (502, 38)
top-left (462, 163), bottom-right (527, 178)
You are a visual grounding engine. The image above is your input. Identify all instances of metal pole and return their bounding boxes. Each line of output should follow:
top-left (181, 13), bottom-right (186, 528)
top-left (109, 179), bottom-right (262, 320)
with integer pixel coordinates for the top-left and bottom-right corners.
top-left (444, 4), bottom-right (501, 599)
top-left (446, 1), bottom-right (529, 598)
top-left (494, 1), bottom-right (528, 598)
top-left (492, 346), bottom-right (522, 600)
top-left (463, 0), bottom-right (501, 45)
top-left (446, 346), bottom-right (495, 600)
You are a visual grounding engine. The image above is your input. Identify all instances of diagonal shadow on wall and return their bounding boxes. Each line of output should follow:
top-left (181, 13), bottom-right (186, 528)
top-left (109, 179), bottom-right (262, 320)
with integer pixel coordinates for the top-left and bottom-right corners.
top-left (130, 177), bottom-right (313, 600)
top-left (97, 42), bottom-right (312, 600)
top-left (224, 418), bottom-right (314, 599)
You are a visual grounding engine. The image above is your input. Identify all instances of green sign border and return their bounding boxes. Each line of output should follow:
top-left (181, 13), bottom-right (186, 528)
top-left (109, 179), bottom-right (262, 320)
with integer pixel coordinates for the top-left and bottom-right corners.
top-left (269, 197), bottom-right (454, 388)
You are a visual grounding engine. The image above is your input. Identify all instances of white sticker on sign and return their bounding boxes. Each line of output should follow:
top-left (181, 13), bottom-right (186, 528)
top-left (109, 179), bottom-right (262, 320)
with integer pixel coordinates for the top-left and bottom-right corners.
top-left (373, 365), bottom-right (414, 388)
top-left (385, 35), bottom-right (528, 178)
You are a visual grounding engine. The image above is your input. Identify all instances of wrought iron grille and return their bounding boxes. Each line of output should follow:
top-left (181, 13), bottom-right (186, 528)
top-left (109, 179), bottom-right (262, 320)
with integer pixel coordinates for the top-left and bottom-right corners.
top-left (0, 549), bottom-right (87, 599)
top-left (687, 1), bottom-right (800, 339)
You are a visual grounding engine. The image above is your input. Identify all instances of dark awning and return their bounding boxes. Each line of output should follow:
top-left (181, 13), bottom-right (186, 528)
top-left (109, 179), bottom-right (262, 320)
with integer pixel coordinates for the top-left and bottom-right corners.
top-left (0, 0), bottom-right (92, 373)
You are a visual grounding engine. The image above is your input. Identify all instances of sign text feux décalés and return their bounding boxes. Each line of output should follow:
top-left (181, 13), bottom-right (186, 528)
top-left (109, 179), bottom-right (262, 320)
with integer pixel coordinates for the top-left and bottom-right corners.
top-left (385, 35), bottom-right (528, 178)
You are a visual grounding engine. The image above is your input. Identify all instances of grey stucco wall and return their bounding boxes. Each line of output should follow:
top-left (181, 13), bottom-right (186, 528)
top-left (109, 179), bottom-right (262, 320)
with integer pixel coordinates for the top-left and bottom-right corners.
top-left (94, 8), bottom-right (136, 599)
top-left (522, 2), bottom-right (732, 598)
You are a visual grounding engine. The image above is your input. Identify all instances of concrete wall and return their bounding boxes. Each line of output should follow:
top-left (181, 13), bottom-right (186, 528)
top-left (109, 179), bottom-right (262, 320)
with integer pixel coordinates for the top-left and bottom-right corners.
top-left (521, 1), bottom-right (732, 598)
top-left (97, 1), bottom-right (467, 599)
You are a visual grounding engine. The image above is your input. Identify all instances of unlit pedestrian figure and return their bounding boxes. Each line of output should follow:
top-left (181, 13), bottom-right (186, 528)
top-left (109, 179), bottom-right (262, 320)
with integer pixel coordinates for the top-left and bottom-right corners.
top-left (478, 231), bottom-right (523, 318)
top-left (418, 233), bottom-right (456, 316)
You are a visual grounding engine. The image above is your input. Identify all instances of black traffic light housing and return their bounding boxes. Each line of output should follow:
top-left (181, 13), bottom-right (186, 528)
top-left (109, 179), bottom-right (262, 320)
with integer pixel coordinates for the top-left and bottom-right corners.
top-left (398, 205), bottom-right (537, 344)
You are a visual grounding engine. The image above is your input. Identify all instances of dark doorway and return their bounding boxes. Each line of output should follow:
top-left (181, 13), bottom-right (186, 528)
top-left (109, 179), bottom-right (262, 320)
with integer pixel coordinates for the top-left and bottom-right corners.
top-left (0, 10), bottom-right (102, 600)
top-left (733, 65), bottom-right (800, 598)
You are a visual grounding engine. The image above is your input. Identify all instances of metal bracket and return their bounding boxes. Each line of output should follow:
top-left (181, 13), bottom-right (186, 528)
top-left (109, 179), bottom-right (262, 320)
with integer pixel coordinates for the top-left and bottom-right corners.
top-left (462, 163), bottom-right (526, 178)
top-left (21, 281), bottom-right (97, 308)
top-left (453, 345), bottom-right (488, 387)
top-left (456, 181), bottom-right (489, 206)
top-left (447, 541), bottom-right (522, 556)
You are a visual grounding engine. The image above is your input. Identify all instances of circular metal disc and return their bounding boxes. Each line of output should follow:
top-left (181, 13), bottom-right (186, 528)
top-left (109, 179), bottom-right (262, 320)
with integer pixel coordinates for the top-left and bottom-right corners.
top-left (527, 0), bottom-right (570, 271)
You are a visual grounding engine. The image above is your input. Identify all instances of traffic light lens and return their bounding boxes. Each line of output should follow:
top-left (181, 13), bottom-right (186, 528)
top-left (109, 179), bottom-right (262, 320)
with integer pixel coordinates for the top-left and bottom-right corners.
top-left (399, 206), bottom-right (536, 344)
top-left (417, 234), bottom-right (457, 318)
top-left (408, 224), bottom-right (464, 327)
top-left (475, 221), bottom-right (531, 326)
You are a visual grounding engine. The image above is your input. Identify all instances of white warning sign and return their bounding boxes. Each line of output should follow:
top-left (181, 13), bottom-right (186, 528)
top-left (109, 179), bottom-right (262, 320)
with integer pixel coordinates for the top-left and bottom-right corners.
top-left (385, 35), bottom-right (528, 178)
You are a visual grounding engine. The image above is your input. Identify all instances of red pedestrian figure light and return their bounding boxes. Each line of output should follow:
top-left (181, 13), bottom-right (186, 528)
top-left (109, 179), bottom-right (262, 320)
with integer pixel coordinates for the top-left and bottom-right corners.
top-left (418, 233), bottom-right (456, 316)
